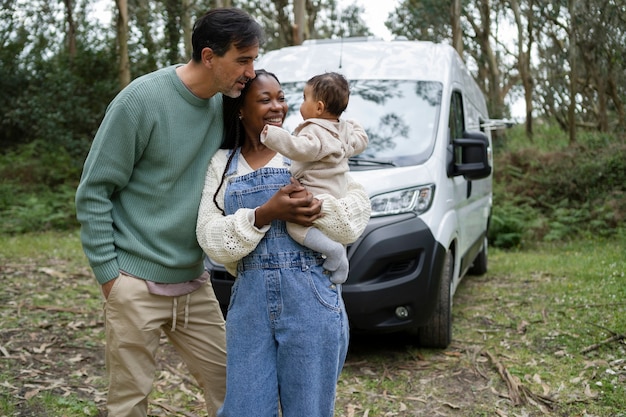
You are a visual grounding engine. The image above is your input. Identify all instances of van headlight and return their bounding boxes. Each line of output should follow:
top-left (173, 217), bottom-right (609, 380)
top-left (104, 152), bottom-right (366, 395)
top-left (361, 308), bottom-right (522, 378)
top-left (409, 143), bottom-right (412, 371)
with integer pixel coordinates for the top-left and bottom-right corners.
top-left (370, 185), bottom-right (435, 217)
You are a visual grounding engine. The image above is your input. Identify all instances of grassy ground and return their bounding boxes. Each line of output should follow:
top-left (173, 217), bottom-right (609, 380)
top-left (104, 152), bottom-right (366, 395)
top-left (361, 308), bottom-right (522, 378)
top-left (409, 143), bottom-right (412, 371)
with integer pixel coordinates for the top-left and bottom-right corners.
top-left (336, 232), bottom-right (626, 417)
top-left (0, 230), bottom-right (624, 416)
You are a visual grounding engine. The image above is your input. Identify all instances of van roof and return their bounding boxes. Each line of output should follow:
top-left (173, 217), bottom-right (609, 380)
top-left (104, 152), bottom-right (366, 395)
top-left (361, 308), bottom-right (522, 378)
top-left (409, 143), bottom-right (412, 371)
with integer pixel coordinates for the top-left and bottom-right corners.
top-left (257, 38), bottom-right (463, 84)
top-left (257, 37), bottom-right (489, 123)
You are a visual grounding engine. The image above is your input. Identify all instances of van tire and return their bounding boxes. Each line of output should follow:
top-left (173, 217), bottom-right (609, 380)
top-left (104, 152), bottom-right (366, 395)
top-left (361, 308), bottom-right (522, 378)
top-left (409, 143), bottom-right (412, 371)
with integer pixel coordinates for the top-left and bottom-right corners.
top-left (417, 248), bottom-right (453, 348)
top-left (468, 236), bottom-right (488, 275)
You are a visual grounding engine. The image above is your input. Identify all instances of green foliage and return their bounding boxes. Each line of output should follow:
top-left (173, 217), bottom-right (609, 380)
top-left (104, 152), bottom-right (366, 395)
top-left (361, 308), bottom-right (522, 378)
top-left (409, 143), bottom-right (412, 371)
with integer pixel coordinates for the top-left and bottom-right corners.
top-left (0, 392), bottom-right (15, 414)
top-left (387, 0), bottom-right (451, 42)
top-left (0, 141), bottom-right (80, 234)
top-left (0, 0), bottom-right (118, 162)
top-left (488, 197), bottom-right (529, 249)
top-left (1, 185), bottom-right (78, 234)
top-left (237, 0), bottom-right (369, 51)
top-left (1, 120), bottom-right (624, 246)
top-left (2, 45), bottom-right (118, 161)
top-left (490, 123), bottom-right (626, 248)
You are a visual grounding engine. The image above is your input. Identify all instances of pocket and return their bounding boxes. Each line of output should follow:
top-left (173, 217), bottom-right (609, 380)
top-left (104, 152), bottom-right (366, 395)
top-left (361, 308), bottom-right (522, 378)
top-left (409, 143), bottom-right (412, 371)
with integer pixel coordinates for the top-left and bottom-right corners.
top-left (306, 267), bottom-right (341, 313)
top-left (227, 278), bottom-right (241, 313)
top-left (105, 273), bottom-right (125, 303)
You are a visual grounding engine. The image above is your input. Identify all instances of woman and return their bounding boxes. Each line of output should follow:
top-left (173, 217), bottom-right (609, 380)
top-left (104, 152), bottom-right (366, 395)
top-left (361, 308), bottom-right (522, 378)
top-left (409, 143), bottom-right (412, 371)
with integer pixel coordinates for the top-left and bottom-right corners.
top-left (196, 70), bottom-right (371, 417)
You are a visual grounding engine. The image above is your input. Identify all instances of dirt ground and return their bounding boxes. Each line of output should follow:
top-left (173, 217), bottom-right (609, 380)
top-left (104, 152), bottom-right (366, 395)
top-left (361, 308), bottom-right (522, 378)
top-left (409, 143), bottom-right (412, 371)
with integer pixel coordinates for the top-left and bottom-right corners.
top-left (0, 258), bottom-right (617, 417)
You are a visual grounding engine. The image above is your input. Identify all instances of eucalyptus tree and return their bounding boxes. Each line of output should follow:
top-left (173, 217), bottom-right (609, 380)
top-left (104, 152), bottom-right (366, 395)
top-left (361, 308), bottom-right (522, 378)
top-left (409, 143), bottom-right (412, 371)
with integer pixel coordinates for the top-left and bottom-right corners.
top-left (507, 0), bottom-right (625, 135)
top-left (1, 0), bottom-right (118, 158)
top-left (387, 0), bottom-right (626, 136)
top-left (386, 0), bottom-right (451, 42)
top-left (506, 0), bottom-right (536, 137)
top-left (504, 0), bottom-right (626, 136)
top-left (130, 0), bottom-right (159, 72)
top-left (113, 0), bottom-right (181, 87)
top-left (115, 0), bottom-right (130, 87)
top-left (330, 2), bottom-right (371, 39)
top-left (570, 0), bottom-right (625, 132)
top-left (467, 0), bottom-right (508, 120)
top-left (62, 0), bottom-right (78, 57)
top-left (386, 0), bottom-right (512, 122)
top-left (233, 0), bottom-right (370, 51)
top-left (105, 0), bottom-right (370, 82)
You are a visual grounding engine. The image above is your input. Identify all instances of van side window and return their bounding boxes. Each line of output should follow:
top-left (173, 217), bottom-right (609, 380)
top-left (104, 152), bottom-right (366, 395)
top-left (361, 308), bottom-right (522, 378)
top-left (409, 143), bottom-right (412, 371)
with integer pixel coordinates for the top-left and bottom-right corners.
top-left (449, 91), bottom-right (465, 143)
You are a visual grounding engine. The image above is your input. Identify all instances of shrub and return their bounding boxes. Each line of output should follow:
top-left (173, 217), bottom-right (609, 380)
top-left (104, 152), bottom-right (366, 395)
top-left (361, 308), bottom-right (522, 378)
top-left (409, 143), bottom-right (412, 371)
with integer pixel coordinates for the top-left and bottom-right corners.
top-left (490, 125), bottom-right (626, 247)
top-left (1, 122), bottom-right (625, 242)
top-left (0, 141), bottom-right (80, 234)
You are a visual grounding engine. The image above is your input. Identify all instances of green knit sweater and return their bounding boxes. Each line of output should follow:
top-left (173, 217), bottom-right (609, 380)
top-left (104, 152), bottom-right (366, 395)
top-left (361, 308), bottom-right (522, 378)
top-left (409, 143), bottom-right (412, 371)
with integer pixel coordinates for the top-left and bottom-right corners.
top-left (75, 65), bottom-right (222, 284)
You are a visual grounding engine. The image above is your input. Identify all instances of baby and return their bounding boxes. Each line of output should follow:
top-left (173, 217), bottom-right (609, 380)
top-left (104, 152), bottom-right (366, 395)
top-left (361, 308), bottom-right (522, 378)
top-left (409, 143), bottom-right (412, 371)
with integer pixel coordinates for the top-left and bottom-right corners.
top-left (261, 72), bottom-right (368, 284)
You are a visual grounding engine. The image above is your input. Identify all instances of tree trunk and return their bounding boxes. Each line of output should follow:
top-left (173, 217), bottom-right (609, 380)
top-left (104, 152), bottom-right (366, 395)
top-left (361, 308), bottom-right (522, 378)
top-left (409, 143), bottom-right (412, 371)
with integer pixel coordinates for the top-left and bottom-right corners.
top-left (510, 0), bottom-right (534, 138)
top-left (479, 0), bottom-right (504, 119)
top-left (451, 0), bottom-right (463, 57)
top-left (134, 0), bottom-right (158, 72)
top-left (293, 0), bottom-right (305, 45)
top-left (567, 0), bottom-right (577, 143)
top-left (116, 0), bottom-right (131, 88)
top-left (165, 0), bottom-right (182, 65)
top-left (182, 0), bottom-right (192, 60)
top-left (583, 53), bottom-right (609, 132)
top-left (607, 78), bottom-right (625, 130)
top-left (62, 0), bottom-right (76, 59)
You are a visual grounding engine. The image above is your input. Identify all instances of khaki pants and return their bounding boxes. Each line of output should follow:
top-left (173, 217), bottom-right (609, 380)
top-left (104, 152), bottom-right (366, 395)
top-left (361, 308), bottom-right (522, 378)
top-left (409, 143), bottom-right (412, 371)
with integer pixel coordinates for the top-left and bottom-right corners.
top-left (104, 273), bottom-right (227, 417)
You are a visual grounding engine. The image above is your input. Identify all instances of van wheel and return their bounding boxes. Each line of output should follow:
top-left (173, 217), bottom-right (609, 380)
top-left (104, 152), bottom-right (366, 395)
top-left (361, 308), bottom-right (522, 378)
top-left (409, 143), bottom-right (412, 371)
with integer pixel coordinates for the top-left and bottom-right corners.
top-left (468, 236), bottom-right (488, 275)
top-left (417, 248), bottom-right (453, 348)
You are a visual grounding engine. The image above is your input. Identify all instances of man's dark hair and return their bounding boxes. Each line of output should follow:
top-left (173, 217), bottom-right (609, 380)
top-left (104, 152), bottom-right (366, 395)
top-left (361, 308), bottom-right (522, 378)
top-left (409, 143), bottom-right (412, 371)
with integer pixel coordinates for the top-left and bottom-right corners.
top-left (191, 8), bottom-right (264, 61)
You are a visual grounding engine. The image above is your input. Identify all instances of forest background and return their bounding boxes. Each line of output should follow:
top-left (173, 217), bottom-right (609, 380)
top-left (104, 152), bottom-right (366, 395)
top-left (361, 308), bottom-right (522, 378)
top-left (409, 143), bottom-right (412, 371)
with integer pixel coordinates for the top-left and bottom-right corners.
top-left (0, 0), bottom-right (625, 245)
top-left (1, 2), bottom-right (625, 416)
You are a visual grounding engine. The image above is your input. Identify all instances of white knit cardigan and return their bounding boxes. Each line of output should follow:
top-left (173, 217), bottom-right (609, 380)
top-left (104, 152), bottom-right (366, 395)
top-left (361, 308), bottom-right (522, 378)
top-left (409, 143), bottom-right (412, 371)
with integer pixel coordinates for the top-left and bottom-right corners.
top-left (196, 149), bottom-right (371, 276)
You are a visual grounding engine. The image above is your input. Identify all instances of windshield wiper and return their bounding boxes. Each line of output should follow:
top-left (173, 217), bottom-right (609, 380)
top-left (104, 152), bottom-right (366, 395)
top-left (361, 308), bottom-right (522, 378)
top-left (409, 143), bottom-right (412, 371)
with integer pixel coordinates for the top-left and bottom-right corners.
top-left (348, 157), bottom-right (396, 166)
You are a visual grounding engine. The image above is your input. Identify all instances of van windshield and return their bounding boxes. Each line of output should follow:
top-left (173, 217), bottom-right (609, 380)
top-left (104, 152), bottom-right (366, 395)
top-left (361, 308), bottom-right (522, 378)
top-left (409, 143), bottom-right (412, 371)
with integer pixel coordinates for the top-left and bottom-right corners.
top-left (281, 80), bottom-right (442, 169)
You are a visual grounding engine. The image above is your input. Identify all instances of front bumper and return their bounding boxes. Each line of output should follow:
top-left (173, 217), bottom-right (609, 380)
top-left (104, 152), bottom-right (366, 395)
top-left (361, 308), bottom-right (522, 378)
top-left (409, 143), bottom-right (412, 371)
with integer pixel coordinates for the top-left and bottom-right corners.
top-left (206, 213), bottom-right (446, 333)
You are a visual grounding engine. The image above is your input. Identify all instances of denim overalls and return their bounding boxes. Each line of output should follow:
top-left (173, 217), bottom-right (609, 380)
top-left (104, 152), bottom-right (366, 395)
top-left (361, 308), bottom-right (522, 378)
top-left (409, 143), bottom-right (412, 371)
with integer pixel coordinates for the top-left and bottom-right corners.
top-left (217, 149), bottom-right (349, 417)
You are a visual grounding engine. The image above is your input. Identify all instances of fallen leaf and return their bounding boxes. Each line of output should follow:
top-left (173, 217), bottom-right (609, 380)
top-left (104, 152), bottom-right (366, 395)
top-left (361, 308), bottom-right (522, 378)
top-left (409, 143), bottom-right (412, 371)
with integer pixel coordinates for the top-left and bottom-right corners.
top-left (25, 388), bottom-right (40, 400)
top-left (68, 354), bottom-right (85, 363)
top-left (359, 367), bottom-right (376, 376)
top-left (584, 383), bottom-right (598, 398)
top-left (38, 267), bottom-right (67, 279)
top-left (33, 342), bottom-right (53, 354)
top-left (517, 320), bottom-right (529, 334)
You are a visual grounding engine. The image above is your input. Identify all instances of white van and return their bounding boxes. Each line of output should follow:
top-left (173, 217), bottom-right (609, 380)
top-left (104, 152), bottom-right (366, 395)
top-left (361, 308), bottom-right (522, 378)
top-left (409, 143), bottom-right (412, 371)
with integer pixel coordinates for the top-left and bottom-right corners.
top-left (206, 38), bottom-right (493, 348)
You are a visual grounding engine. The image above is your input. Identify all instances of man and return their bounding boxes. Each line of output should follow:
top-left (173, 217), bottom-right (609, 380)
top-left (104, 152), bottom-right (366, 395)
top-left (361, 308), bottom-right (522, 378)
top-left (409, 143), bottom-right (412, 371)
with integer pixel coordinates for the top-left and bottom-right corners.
top-left (75, 8), bottom-right (263, 417)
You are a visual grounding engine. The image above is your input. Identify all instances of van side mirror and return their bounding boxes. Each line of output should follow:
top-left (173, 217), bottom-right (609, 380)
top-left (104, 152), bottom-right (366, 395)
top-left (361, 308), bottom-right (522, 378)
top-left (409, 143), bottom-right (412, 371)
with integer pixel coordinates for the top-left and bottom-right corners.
top-left (447, 131), bottom-right (492, 180)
